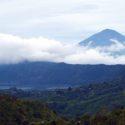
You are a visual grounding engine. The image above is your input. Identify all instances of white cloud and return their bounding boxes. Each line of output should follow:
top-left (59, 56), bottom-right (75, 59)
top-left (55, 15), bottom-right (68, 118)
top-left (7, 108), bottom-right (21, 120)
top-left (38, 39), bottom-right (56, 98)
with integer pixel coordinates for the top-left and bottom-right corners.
top-left (97, 39), bottom-right (125, 52)
top-left (0, 33), bottom-right (125, 64)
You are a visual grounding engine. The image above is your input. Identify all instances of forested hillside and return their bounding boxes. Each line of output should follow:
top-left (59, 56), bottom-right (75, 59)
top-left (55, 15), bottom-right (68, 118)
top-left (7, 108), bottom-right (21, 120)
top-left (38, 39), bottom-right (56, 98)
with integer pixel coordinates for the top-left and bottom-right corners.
top-left (1, 80), bottom-right (125, 118)
top-left (1, 94), bottom-right (125, 125)
top-left (0, 94), bottom-right (69, 125)
top-left (0, 62), bottom-right (125, 89)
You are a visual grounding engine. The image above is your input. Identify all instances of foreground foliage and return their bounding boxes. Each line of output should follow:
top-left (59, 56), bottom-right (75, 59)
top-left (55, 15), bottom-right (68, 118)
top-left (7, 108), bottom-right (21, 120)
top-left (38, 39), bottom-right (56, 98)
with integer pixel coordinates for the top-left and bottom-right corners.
top-left (2, 80), bottom-right (125, 117)
top-left (1, 94), bottom-right (125, 125)
top-left (0, 95), bottom-right (69, 125)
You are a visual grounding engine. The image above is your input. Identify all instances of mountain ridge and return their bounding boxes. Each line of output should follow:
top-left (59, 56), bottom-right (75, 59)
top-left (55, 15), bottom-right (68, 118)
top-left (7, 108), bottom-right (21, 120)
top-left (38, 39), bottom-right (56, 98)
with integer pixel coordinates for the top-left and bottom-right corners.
top-left (0, 62), bottom-right (125, 89)
top-left (79, 29), bottom-right (125, 47)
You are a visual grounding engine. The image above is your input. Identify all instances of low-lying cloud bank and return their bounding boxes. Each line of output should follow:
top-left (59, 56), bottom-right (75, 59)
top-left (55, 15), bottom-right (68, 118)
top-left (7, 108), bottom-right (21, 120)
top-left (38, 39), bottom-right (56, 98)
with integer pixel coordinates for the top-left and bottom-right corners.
top-left (0, 33), bottom-right (125, 64)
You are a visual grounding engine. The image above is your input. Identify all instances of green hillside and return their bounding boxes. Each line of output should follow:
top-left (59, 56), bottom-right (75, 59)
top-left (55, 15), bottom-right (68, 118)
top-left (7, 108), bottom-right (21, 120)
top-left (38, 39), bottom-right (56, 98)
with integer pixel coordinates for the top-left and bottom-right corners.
top-left (0, 94), bottom-right (69, 125)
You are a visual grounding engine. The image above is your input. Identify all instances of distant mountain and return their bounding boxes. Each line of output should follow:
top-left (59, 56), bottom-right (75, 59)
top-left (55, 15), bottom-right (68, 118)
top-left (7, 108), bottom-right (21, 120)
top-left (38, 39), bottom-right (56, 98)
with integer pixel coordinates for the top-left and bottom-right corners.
top-left (0, 62), bottom-right (125, 89)
top-left (79, 29), bottom-right (125, 47)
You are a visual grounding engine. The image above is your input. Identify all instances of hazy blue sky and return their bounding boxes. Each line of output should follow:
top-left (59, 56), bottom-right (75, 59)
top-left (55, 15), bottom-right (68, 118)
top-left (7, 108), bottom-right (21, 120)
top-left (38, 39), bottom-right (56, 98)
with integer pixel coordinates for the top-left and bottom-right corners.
top-left (0, 0), bottom-right (125, 42)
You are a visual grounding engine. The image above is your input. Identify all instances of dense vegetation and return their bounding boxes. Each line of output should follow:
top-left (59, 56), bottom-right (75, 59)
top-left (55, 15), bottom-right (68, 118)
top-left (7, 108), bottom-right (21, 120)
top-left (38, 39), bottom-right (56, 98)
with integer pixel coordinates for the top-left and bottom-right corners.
top-left (74, 108), bottom-right (125, 125)
top-left (0, 72), bottom-right (125, 124)
top-left (1, 80), bottom-right (125, 118)
top-left (0, 62), bottom-right (125, 88)
top-left (1, 94), bottom-right (125, 125)
top-left (0, 94), bottom-right (70, 125)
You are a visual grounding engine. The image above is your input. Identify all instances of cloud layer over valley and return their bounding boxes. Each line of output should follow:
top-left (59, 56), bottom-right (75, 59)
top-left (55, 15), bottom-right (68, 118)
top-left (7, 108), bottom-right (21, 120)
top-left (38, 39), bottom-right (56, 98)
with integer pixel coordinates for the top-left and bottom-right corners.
top-left (0, 33), bottom-right (125, 65)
